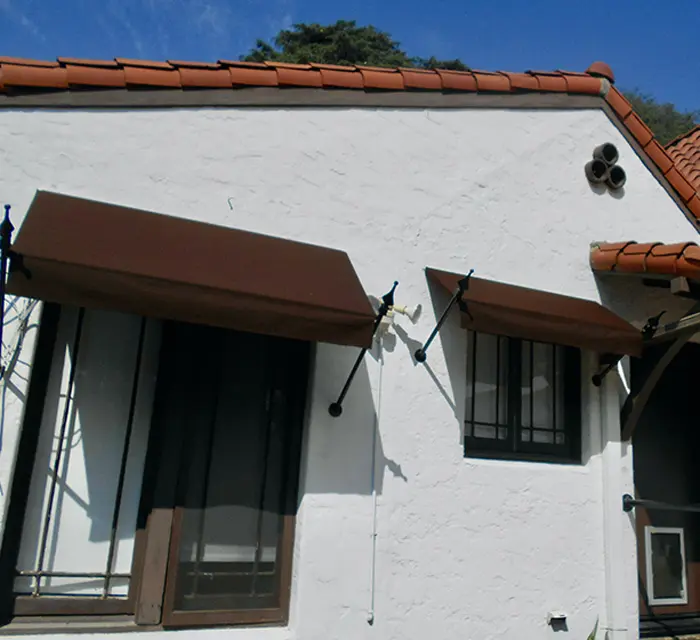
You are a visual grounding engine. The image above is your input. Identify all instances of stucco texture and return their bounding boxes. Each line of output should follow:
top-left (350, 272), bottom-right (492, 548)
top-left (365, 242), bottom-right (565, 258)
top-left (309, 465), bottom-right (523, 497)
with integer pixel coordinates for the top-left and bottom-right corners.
top-left (0, 106), bottom-right (696, 640)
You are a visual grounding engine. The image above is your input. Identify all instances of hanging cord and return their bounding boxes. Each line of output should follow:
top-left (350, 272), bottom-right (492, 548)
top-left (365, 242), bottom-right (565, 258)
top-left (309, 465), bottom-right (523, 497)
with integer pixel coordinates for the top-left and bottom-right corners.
top-left (367, 337), bottom-right (384, 625)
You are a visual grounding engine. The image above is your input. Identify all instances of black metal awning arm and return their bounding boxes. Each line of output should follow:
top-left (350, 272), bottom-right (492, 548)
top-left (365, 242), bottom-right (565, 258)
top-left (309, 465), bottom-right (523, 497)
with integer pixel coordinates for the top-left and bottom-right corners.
top-left (328, 281), bottom-right (398, 418)
top-left (414, 269), bottom-right (473, 363)
top-left (591, 310), bottom-right (668, 386)
top-left (645, 307), bottom-right (700, 345)
top-left (623, 493), bottom-right (700, 514)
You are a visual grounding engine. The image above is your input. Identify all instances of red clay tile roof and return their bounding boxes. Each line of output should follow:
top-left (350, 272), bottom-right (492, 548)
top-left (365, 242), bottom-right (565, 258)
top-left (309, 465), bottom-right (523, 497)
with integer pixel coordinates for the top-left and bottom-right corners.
top-left (590, 241), bottom-right (700, 280)
top-left (667, 125), bottom-right (700, 193)
top-left (0, 56), bottom-right (698, 227)
top-left (0, 56), bottom-right (609, 94)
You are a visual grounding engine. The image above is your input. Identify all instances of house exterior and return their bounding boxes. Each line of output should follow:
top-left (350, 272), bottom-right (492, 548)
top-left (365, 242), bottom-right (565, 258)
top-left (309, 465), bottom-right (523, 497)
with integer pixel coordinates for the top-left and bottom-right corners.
top-left (0, 56), bottom-right (699, 640)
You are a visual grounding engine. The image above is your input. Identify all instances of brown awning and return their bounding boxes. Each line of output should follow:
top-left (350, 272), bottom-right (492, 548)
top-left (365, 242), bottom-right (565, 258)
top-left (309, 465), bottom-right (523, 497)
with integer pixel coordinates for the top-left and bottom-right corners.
top-left (8, 191), bottom-right (376, 347)
top-left (427, 267), bottom-right (642, 356)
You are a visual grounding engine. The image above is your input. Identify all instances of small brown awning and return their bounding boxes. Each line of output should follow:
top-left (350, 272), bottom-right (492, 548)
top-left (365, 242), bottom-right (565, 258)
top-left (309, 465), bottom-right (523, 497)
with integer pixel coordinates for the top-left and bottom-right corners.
top-left (8, 191), bottom-right (376, 347)
top-left (427, 267), bottom-right (642, 356)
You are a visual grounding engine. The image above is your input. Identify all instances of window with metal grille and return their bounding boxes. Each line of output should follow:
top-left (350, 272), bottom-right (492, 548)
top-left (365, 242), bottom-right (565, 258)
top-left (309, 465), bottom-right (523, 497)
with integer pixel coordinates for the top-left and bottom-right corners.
top-left (465, 331), bottom-right (581, 463)
top-left (0, 303), bottom-right (309, 628)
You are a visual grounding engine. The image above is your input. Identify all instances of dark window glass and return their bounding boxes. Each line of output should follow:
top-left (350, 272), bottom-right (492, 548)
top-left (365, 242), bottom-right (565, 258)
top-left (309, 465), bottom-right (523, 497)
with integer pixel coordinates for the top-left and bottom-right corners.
top-left (157, 323), bottom-right (309, 625)
top-left (465, 332), bottom-right (580, 462)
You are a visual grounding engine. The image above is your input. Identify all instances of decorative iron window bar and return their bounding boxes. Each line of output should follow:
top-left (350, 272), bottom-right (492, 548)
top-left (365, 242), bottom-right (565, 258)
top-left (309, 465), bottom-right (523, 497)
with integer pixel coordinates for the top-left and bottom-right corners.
top-left (16, 308), bottom-right (148, 600)
top-left (465, 333), bottom-right (575, 457)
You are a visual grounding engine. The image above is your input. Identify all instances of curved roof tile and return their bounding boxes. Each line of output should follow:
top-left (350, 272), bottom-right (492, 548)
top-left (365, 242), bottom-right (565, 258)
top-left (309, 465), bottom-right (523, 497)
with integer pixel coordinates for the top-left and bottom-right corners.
top-left (590, 241), bottom-right (700, 280)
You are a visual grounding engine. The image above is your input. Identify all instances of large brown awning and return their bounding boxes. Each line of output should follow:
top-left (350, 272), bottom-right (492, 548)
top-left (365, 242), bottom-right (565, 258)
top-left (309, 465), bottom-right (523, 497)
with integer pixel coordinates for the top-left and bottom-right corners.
top-left (7, 191), bottom-right (376, 347)
top-left (427, 267), bottom-right (642, 356)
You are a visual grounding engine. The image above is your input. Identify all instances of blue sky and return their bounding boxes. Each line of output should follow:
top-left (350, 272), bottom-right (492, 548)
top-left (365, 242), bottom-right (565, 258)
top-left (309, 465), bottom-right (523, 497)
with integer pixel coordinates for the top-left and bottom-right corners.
top-left (1, 0), bottom-right (698, 113)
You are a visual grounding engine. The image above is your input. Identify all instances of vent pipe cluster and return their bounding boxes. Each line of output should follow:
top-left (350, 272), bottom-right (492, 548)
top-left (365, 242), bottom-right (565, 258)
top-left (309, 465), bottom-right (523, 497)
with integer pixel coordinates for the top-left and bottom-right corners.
top-left (585, 143), bottom-right (626, 190)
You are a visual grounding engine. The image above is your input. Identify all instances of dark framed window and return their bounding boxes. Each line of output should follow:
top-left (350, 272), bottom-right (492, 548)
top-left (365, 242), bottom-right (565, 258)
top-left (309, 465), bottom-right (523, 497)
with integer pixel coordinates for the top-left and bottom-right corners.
top-left (464, 331), bottom-right (581, 463)
top-left (0, 303), bottom-right (310, 629)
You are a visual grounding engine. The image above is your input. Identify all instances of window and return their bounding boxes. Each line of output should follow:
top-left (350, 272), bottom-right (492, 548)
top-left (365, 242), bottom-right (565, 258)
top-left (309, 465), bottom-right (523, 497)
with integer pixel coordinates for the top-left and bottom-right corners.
top-left (0, 304), bottom-right (310, 628)
top-left (465, 331), bottom-right (581, 462)
top-left (645, 526), bottom-right (688, 606)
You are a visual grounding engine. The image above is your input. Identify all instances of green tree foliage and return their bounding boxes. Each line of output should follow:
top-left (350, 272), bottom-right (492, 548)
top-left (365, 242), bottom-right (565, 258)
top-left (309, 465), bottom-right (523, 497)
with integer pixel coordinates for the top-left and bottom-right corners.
top-left (623, 90), bottom-right (699, 145)
top-left (243, 21), bottom-right (696, 144)
top-left (414, 55), bottom-right (468, 71)
top-left (242, 20), bottom-right (468, 70)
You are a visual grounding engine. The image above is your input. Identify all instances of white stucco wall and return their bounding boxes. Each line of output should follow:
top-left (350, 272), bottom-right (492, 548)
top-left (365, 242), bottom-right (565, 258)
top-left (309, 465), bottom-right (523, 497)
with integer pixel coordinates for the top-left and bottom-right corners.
top-left (0, 105), bottom-right (697, 640)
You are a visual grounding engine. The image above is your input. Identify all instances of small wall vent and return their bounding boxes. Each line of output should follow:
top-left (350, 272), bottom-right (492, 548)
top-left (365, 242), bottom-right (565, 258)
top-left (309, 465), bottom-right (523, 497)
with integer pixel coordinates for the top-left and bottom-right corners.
top-left (585, 142), bottom-right (626, 191)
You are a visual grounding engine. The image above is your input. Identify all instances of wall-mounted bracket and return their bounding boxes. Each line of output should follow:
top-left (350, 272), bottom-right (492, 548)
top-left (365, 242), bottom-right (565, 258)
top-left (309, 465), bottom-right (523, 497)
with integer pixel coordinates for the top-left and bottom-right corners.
top-left (328, 281), bottom-right (398, 418)
top-left (620, 302), bottom-right (700, 440)
top-left (591, 310), bottom-right (668, 386)
top-left (414, 269), bottom-right (473, 363)
top-left (591, 353), bottom-right (623, 387)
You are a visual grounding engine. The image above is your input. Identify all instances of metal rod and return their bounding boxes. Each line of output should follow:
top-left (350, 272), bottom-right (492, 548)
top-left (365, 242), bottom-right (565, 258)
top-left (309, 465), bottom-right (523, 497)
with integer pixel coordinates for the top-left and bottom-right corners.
top-left (328, 281), bottom-right (398, 418)
top-left (468, 332), bottom-right (477, 435)
top-left (646, 308), bottom-right (700, 345)
top-left (33, 307), bottom-right (85, 597)
top-left (18, 570), bottom-right (131, 579)
top-left (591, 355), bottom-right (623, 387)
top-left (251, 343), bottom-right (276, 597)
top-left (622, 493), bottom-right (700, 514)
top-left (328, 348), bottom-right (368, 417)
top-left (495, 335), bottom-right (500, 426)
top-left (102, 318), bottom-right (147, 598)
top-left (529, 341), bottom-right (534, 429)
top-left (551, 344), bottom-right (557, 432)
top-left (0, 205), bottom-right (13, 378)
top-left (190, 346), bottom-right (223, 599)
top-left (414, 270), bottom-right (473, 363)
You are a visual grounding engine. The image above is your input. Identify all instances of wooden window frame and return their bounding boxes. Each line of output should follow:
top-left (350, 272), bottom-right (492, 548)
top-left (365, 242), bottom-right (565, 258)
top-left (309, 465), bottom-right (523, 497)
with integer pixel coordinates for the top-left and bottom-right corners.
top-left (0, 304), bottom-right (153, 620)
top-left (464, 332), bottom-right (582, 464)
top-left (0, 307), bottom-right (310, 630)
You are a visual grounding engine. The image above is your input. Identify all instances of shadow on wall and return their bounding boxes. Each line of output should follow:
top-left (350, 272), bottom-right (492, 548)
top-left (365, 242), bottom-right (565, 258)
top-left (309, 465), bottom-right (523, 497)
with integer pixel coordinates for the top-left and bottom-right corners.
top-left (406, 273), bottom-right (641, 465)
top-left (595, 275), bottom-right (693, 330)
top-left (361, 278), bottom-right (468, 447)
top-left (302, 341), bottom-right (407, 497)
top-left (588, 181), bottom-right (625, 200)
top-left (16, 307), bottom-right (148, 583)
top-left (0, 297), bottom-right (41, 460)
top-left (396, 278), bottom-right (467, 443)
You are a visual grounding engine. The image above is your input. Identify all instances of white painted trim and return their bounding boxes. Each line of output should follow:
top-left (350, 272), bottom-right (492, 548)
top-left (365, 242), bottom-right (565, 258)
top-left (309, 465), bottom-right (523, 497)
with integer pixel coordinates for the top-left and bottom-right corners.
top-left (644, 526), bottom-right (688, 606)
top-left (601, 374), bottom-right (629, 639)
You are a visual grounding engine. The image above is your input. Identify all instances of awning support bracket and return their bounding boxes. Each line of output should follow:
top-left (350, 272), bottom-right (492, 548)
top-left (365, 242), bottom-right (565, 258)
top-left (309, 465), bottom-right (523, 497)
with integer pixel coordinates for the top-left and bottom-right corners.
top-left (620, 303), bottom-right (700, 440)
top-left (590, 311), bottom-right (666, 386)
top-left (328, 280), bottom-right (398, 418)
top-left (591, 355), bottom-right (623, 387)
top-left (622, 494), bottom-right (700, 514)
top-left (414, 269), bottom-right (474, 363)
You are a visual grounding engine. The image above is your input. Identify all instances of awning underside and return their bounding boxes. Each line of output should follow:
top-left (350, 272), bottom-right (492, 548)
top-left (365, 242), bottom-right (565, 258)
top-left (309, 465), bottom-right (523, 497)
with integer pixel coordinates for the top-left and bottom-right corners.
top-left (8, 191), bottom-right (376, 348)
top-left (427, 267), bottom-right (642, 356)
